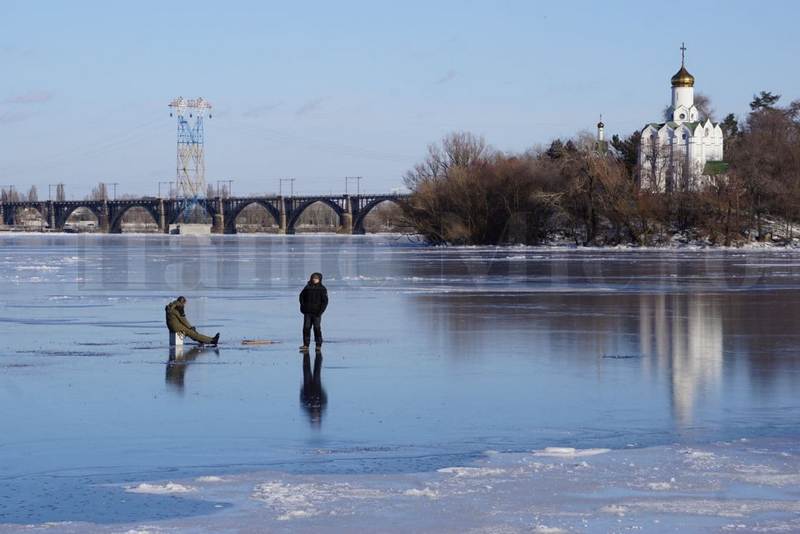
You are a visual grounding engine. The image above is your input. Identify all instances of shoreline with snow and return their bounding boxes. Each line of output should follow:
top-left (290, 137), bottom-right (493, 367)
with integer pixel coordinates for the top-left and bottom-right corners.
top-left (4, 230), bottom-right (800, 251)
top-left (5, 438), bottom-right (800, 533)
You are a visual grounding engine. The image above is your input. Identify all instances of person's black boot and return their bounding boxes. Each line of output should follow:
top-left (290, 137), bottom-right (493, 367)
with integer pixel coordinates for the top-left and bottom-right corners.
top-left (211, 333), bottom-right (220, 346)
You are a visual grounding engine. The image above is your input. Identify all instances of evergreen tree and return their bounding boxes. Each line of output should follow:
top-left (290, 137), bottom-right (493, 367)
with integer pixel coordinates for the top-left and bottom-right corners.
top-left (721, 113), bottom-right (739, 139)
top-left (750, 91), bottom-right (781, 110)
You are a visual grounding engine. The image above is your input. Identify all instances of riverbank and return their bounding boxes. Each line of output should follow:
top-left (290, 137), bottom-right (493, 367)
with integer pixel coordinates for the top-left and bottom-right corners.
top-left (2, 230), bottom-right (800, 250)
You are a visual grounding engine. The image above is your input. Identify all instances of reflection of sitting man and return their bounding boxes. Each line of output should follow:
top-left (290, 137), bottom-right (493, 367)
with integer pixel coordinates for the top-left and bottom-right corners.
top-left (165, 346), bottom-right (207, 391)
top-left (300, 351), bottom-right (327, 427)
top-left (165, 296), bottom-right (219, 345)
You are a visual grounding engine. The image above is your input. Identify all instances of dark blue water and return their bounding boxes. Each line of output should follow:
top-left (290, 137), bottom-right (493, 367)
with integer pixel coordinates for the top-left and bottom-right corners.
top-left (2, 234), bottom-right (800, 524)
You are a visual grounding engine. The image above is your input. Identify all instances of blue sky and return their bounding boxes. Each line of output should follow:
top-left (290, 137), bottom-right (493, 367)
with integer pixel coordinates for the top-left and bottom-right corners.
top-left (1, 0), bottom-right (798, 197)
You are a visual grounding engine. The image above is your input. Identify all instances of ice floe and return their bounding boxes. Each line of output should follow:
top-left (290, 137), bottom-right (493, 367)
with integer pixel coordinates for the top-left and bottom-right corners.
top-left (125, 482), bottom-right (196, 495)
top-left (436, 467), bottom-right (506, 477)
top-left (531, 447), bottom-right (611, 457)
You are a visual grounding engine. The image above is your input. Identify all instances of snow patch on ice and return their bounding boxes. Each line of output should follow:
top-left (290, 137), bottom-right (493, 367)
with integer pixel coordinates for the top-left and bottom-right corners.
top-left (125, 482), bottom-right (196, 494)
top-left (600, 504), bottom-right (628, 516)
top-left (532, 447), bottom-right (611, 458)
top-left (117, 527), bottom-right (165, 534)
top-left (437, 467), bottom-right (506, 477)
top-left (403, 487), bottom-right (439, 499)
top-left (251, 480), bottom-right (387, 521)
top-left (681, 449), bottom-right (720, 469)
top-left (533, 526), bottom-right (568, 534)
top-left (622, 499), bottom-right (800, 517)
top-left (16, 265), bottom-right (60, 271)
top-left (278, 510), bottom-right (318, 521)
top-left (735, 473), bottom-right (800, 486)
top-left (195, 475), bottom-right (225, 483)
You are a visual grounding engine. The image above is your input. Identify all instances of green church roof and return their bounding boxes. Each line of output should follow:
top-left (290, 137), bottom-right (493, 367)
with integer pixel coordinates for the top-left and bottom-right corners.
top-left (703, 161), bottom-right (729, 175)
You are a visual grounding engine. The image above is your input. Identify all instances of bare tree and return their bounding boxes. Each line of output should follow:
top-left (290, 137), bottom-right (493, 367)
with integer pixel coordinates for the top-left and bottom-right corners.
top-left (694, 93), bottom-right (715, 121)
top-left (89, 183), bottom-right (108, 201)
top-left (403, 132), bottom-right (489, 189)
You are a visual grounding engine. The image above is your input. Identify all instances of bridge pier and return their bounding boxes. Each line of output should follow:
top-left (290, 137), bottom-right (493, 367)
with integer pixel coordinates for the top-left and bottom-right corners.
top-left (277, 196), bottom-right (287, 234)
top-left (158, 199), bottom-right (168, 233)
top-left (210, 197), bottom-right (226, 234)
top-left (47, 201), bottom-right (56, 231)
top-left (212, 213), bottom-right (225, 234)
top-left (98, 201), bottom-right (110, 233)
top-left (211, 197), bottom-right (226, 234)
top-left (338, 195), bottom-right (353, 234)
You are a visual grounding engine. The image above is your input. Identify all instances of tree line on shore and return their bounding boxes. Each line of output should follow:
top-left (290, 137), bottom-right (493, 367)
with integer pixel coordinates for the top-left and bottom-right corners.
top-left (401, 91), bottom-right (800, 246)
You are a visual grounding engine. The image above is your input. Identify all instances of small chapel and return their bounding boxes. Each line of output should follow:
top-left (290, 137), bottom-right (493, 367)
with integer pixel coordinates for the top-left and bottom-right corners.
top-left (637, 44), bottom-right (725, 191)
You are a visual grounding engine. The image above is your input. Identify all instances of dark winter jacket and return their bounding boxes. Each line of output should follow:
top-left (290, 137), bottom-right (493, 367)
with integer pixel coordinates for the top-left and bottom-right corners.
top-left (165, 299), bottom-right (194, 334)
top-left (299, 273), bottom-right (328, 315)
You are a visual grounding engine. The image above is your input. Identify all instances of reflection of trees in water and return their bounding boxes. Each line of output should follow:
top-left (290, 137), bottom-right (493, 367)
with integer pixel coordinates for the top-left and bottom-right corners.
top-left (410, 290), bottom-right (638, 361)
top-left (719, 291), bottom-right (800, 391)
top-left (408, 267), bottom-right (800, 430)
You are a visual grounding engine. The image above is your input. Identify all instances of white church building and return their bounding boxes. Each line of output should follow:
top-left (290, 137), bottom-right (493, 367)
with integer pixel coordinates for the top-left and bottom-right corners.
top-left (638, 46), bottom-right (724, 191)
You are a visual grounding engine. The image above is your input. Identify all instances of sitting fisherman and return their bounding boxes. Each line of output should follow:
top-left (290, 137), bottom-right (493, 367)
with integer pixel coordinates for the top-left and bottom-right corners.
top-left (165, 296), bottom-right (219, 346)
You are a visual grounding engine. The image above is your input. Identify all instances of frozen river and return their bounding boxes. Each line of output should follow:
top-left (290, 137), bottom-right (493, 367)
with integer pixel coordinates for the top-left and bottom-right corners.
top-left (2, 234), bottom-right (800, 532)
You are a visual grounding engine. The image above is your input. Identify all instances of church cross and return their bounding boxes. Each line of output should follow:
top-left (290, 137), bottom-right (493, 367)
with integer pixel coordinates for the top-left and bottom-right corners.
top-left (680, 42), bottom-right (687, 66)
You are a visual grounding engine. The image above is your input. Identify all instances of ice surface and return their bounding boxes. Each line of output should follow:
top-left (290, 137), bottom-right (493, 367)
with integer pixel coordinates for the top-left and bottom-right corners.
top-left (3, 236), bottom-right (800, 530)
top-left (402, 487), bottom-right (439, 499)
top-left (194, 476), bottom-right (225, 483)
top-left (125, 482), bottom-right (196, 495)
top-left (6, 439), bottom-right (797, 532)
top-left (531, 447), bottom-right (611, 458)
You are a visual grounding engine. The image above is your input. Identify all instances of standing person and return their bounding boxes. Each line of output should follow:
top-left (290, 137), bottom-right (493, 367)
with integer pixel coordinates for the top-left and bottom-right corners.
top-left (165, 296), bottom-right (220, 346)
top-left (299, 272), bottom-right (328, 351)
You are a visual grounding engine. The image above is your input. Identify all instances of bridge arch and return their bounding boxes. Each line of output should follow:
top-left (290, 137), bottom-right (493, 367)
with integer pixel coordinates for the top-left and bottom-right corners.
top-left (287, 199), bottom-right (345, 234)
top-left (165, 199), bottom-right (217, 227)
top-left (109, 203), bottom-right (161, 234)
top-left (55, 204), bottom-right (104, 230)
top-left (226, 200), bottom-right (281, 234)
top-left (352, 197), bottom-right (406, 234)
top-left (12, 204), bottom-right (48, 229)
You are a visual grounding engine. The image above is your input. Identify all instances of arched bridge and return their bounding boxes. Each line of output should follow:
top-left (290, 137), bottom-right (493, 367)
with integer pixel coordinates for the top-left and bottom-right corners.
top-left (0, 194), bottom-right (409, 234)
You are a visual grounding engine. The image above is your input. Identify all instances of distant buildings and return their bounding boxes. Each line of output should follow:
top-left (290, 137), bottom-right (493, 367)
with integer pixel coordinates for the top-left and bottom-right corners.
top-left (637, 45), bottom-right (725, 191)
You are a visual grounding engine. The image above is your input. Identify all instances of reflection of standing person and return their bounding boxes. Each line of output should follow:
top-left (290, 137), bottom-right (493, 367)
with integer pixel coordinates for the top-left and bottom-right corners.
top-left (165, 296), bottom-right (220, 345)
top-left (299, 273), bottom-right (328, 351)
top-left (300, 351), bottom-right (327, 426)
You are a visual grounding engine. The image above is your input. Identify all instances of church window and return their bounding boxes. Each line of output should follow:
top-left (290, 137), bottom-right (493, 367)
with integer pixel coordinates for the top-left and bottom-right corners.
top-left (679, 113), bottom-right (686, 119)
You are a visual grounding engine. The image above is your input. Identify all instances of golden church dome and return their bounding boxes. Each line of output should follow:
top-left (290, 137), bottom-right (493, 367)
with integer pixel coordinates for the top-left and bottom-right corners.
top-left (671, 65), bottom-right (695, 87)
